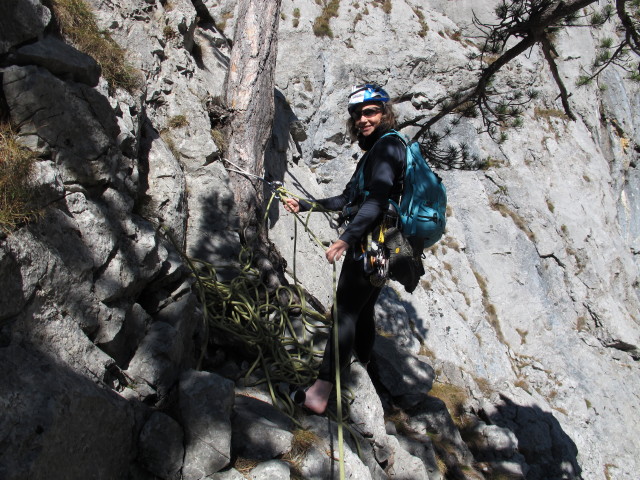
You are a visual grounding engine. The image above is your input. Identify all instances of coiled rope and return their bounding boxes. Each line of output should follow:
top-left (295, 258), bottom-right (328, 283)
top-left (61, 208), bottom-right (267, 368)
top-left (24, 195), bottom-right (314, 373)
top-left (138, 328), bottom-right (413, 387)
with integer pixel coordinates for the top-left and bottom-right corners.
top-left (178, 166), bottom-right (354, 477)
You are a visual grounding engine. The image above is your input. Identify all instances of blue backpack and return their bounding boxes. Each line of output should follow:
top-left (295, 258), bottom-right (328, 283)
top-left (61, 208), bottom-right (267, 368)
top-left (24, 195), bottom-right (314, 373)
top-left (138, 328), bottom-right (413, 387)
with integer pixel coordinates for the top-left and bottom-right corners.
top-left (357, 131), bottom-right (447, 250)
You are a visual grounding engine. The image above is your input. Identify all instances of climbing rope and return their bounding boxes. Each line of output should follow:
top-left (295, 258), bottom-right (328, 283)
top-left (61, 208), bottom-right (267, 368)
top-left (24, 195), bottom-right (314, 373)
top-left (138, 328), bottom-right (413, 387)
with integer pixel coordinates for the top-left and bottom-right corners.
top-left (188, 249), bottom-right (331, 416)
top-left (183, 161), bottom-right (356, 477)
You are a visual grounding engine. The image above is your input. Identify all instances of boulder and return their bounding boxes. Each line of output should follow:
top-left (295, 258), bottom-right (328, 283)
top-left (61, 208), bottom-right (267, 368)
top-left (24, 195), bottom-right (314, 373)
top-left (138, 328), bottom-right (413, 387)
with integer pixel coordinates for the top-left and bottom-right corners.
top-left (231, 395), bottom-right (294, 460)
top-left (12, 35), bottom-right (101, 86)
top-left (0, 343), bottom-right (134, 480)
top-left (138, 412), bottom-right (185, 480)
top-left (0, 0), bottom-right (51, 55)
top-left (179, 370), bottom-right (235, 479)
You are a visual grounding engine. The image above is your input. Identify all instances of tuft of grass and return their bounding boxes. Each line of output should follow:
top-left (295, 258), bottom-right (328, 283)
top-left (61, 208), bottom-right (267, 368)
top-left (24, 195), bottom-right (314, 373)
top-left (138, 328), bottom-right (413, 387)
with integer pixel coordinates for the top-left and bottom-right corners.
top-left (491, 201), bottom-right (536, 242)
top-left (168, 115), bottom-right (188, 129)
top-left (160, 131), bottom-right (179, 159)
top-left (211, 128), bottom-right (227, 153)
top-left (514, 377), bottom-right (530, 393)
top-left (435, 455), bottom-right (448, 475)
top-left (163, 25), bottom-right (178, 40)
top-left (604, 463), bottom-right (618, 480)
top-left (546, 198), bottom-right (555, 213)
top-left (473, 376), bottom-right (493, 397)
top-left (418, 343), bottom-right (435, 358)
top-left (290, 428), bottom-right (320, 457)
top-left (313, 0), bottom-right (340, 38)
top-left (430, 381), bottom-right (469, 427)
top-left (378, 0), bottom-right (392, 14)
top-left (232, 457), bottom-right (259, 475)
top-left (292, 7), bottom-right (301, 28)
top-left (283, 428), bottom-right (322, 478)
top-left (534, 106), bottom-right (569, 121)
top-left (303, 78), bottom-right (313, 92)
top-left (473, 270), bottom-right (506, 343)
top-left (575, 315), bottom-right (588, 331)
top-left (215, 10), bottom-right (234, 32)
top-left (385, 409), bottom-right (416, 436)
top-left (442, 235), bottom-right (461, 252)
top-left (49, 0), bottom-right (141, 92)
top-left (0, 123), bottom-right (40, 234)
top-left (516, 328), bottom-right (528, 344)
top-left (413, 6), bottom-right (429, 37)
top-left (353, 12), bottom-right (363, 28)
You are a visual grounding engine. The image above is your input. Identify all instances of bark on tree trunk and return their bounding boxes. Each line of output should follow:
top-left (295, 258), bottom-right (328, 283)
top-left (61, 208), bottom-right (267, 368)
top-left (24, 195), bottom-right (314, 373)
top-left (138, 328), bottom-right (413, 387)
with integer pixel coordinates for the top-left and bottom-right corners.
top-left (223, 0), bottom-right (284, 289)
top-left (224, 0), bottom-right (282, 245)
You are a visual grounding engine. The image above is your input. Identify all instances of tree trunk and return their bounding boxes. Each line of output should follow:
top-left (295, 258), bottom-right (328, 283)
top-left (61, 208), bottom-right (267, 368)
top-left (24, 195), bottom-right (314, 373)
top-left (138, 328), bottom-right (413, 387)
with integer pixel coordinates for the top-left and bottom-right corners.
top-left (224, 0), bottom-right (282, 245)
top-left (223, 0), bottom-right (284, 289)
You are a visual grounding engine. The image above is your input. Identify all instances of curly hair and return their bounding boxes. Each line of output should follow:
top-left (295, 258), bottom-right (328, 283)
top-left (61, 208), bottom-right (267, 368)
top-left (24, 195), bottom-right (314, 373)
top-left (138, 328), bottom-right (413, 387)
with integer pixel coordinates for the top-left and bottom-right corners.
top-left (346, 101), bottom-right (398, 141)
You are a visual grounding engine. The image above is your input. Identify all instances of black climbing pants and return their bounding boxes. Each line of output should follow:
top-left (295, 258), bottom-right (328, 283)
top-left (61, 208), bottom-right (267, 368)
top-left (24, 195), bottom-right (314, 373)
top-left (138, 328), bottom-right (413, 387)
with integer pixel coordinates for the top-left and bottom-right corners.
top-left (317, 251), bottom-right (382, 382)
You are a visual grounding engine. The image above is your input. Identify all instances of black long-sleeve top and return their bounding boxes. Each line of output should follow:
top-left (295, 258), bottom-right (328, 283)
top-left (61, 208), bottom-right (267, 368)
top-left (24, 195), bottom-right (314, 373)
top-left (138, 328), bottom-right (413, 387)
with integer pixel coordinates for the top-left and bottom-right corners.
top-left (301, 128), bottom-right (406, 247)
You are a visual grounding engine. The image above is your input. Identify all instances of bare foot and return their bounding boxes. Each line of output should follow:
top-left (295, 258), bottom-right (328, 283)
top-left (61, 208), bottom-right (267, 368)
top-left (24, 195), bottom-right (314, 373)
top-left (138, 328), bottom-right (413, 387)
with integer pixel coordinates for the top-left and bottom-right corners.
top-left (303, 379), bottom-right (333, 414)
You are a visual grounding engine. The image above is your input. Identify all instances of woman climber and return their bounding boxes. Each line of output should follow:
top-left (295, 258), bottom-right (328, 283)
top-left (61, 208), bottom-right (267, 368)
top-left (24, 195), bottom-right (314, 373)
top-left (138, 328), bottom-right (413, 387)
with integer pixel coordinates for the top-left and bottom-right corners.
top-left (283, 83), bottom-right (406, 414)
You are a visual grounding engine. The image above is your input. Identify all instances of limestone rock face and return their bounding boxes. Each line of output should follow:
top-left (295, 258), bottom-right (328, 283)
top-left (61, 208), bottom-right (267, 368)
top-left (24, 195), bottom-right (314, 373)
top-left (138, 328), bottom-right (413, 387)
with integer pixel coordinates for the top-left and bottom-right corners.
top-left (179, 370), bottom-right (235, 479)
top-left (0, 0), bottom-right (51, 55)
top-left (0, 344), bottom-right (134, 480)
top-left (1, 0), bottom-right (640, 479)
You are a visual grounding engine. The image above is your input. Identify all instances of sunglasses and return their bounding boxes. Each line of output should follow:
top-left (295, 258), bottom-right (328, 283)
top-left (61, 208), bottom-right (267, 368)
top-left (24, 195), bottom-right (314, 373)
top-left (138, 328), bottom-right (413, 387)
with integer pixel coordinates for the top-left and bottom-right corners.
top-left (351, 107), bottom-right (382, 120)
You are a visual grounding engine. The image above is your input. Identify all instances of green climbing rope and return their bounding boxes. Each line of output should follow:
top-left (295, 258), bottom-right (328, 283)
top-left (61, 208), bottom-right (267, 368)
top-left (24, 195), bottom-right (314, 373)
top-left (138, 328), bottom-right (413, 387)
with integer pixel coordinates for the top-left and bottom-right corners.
top-left (176, 181), bottom-right (356, 478)
top-left (188, 248), bottom-right (331, 416)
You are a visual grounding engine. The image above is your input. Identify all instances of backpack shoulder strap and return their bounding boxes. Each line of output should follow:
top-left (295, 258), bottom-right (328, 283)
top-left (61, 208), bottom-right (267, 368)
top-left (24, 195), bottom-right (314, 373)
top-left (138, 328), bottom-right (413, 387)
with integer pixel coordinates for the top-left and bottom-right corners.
top-left (381, 129), bottom-right (409, 147)
top-left (356, 130), bottom-right (408, 194)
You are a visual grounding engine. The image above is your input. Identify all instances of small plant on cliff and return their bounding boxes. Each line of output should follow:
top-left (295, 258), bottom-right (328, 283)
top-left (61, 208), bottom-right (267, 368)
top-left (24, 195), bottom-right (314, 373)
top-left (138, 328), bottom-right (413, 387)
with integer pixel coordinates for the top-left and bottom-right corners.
top-left (292, 8), bottom-right (301, 28)
top-left (373, 0), bottom-right (392, 14)
top-left (412, 6), bottom-right (429, 38)
top-left (0, 123), bottom-right (39, 234)
top-left (215, 10), bottom-right (234, 32)
top-left (210, 128), bottom-right (227, 154)
top-left (473, 269), bottom-right (506, 344)
top-left (313, 0), bottom-right (340, 38)
top-left (48, 0), bottom-right (141, 92)
top-left (168, 115), bottom-right (189, 129)
top-left (430, 381), bottom-right (469, 428)
top-left (283, 428), bottom-right (322, 477)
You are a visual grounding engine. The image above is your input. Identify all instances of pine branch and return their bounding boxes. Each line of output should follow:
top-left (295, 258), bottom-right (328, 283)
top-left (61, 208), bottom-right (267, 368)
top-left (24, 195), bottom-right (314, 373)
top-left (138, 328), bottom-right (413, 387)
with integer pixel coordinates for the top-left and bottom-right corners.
top-left (540, 34), bottom-right (576, 120)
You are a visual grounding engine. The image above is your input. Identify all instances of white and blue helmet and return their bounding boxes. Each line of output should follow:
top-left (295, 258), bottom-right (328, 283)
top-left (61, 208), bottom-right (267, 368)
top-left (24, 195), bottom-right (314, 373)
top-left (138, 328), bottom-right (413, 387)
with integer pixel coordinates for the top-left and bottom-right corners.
top-left (347, 84), bottom-right (390, 113)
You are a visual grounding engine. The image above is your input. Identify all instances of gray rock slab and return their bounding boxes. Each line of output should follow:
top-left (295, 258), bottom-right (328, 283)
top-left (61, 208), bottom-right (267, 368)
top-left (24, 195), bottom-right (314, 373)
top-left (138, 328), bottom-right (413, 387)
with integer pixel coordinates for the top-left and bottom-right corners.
top-left (209, 468), bottom-right (246, 480)
top-left (3, 65), bottom-right (120, 186)
top-left (395, 434), bottom-right (442, 480)
top-left (0, 0), bottom-right (51, 54)
top-left (406, 395), bottom-right (474, 467)
top-left (126, 321), bottom-right (184, 396)
top-left (299, 415), bottom-right (375, 480)
top-left (138, 411), bottom-right (184, 480)
top-left (180, 369), bottom-right (235, 479)
top-left (372, 335), bottom-right (435, 408)
top-left (231, 394), bottom-right (294, 460)
top-left (0, 343), bottom-right (134, 480)
top-left (13, 35), bottom-right (101, 86)
top-left (248, 460), bottom-right (290, 480)
top-left (344, 361), bottom-right (388, 444)
top-left (385, 435), bottom-right (429, 480)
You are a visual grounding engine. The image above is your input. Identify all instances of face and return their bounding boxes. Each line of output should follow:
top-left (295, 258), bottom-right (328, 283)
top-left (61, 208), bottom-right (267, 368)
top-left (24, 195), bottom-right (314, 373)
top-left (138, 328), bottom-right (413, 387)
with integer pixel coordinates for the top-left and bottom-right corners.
top-left (350, 102), bottom-right (383, 137)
